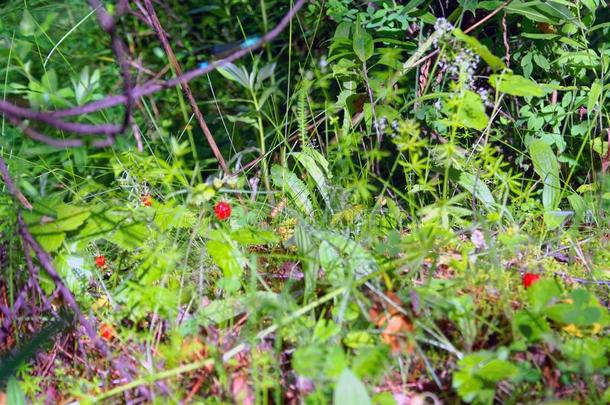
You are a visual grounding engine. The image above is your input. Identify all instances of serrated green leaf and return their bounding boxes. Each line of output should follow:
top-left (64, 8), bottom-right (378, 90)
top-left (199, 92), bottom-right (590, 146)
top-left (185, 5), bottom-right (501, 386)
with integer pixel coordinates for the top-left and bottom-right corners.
top-left (528, 279), bottom-right (562, 312)
top-left (108, 221), bottom-right (148, 251)
top-left (29, 204), bottom-right (91, 245)
top-left (154, 203), bottom-right (195, 231)
top-left (33, 233), bottom-right (65, 252)
top-left (76, 210), bottom-right (121, 244)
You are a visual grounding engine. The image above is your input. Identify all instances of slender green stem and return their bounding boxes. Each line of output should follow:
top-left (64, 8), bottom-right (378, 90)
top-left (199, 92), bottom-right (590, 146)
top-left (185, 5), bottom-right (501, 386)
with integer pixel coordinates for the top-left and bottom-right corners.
top-left (90, 359), bottom-right (214, 402)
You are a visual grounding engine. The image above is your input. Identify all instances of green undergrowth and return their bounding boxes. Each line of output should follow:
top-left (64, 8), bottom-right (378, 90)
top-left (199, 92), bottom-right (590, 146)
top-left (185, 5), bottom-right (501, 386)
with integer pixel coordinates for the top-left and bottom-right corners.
top-left (1, 0), bottom-right (610, 404)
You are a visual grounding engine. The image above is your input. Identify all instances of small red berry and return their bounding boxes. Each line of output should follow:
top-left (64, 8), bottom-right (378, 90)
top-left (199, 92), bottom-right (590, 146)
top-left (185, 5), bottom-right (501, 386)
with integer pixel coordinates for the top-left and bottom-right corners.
top-left (95, 255), bottom-right (106, 268)
top-left (214, 201), bottom-right (231, 221)
top-left (141, 194), bottom-right (153, 206)
top-left (522, 273), bottom-right (541, 289)
top-left (99, 323), bottom-right (115, 342)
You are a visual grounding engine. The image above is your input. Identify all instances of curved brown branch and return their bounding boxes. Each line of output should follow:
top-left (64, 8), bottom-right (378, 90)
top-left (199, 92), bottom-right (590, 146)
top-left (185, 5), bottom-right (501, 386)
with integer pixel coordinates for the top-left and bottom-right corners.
top-left (0, 0), bottom-right (308, 156)
top-left (53, 0), bottom-right (307, 117)
top-left (88, 0), bottom-right (134, 134)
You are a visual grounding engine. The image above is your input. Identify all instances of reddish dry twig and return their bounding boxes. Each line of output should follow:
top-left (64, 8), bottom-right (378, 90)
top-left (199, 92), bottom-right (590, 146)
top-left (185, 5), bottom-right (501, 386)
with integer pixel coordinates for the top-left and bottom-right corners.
top-left (87, 0), bottom-right (134, 134)
top-left (142, 0), bottom-right (228, 173)
top-left (0, 156), bottom-right (108, 356)
top-left (502, 12), bottom-right (510, 68)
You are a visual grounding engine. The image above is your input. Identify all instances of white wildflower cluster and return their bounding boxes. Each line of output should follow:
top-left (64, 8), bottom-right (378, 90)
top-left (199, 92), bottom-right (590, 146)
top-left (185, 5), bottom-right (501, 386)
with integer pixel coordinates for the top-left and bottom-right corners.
top-left (433, 18), bottom-right (454, 47)
top-left (438, 47), bottom-right (480, 90)
top-left (477, 87), bottom-right (494, 107)
top-left (372, 116), bottom-right (400, 136)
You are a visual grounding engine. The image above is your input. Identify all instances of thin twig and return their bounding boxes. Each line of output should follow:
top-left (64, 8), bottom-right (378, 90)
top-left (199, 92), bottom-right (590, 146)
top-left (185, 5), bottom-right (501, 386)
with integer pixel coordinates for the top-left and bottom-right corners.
top-left (142, 0), bottom-right (228, 172)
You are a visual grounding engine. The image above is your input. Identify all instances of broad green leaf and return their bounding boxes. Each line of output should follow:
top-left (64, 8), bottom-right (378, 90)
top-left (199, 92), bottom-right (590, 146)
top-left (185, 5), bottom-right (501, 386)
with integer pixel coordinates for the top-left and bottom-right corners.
top-left (292, 150), bottom-right (331, 209)
top-left (513, 310), bottom-right (551, 342)
top-left (537, 1), bottom-right (577, 23)
top-left (305, 146), bottom-right (331, 176)
top-left (353, 20), bottom-right (374, 62)
top-left (230, 227), bottom-right (279, 245)
top-left (458, 172), bottom-right (495, 209)
top-left (527, 279), bottom-right (562, 312)
top-left (29, 204), bottom-right (91, 247)
top-left (475, 359), bottom-right (518, 382)
top-left (333, 368), bottom-right (372, 405)
top-left (217, 63), bottom-right (250, 88)
top-left (19, 10), bottom-right (36, 36)
top-left (567, 193), bottom-right (586, 222)
top-left (554, 50), bottom-right (600, 68)
top-left (521, 32), bottom-right (559, 40)
top-left (196, 292), bottom-right (277, 325)
top-left (334, 21), bottom-right (352, 39)
top-left (54, 254), bottom-right (90, 294)
top-left (454, 90), bottom-right (488, 131)
top-left (34, 233), bottom-right (65, 252)
top-left (591, 137), bottom-right (609, 156)
top-left (529, 139), bottom-right (560, 209)
top-left (317, 231), bottom-right (377, 278)
top-left (54, 204), bottom-right (91, 230)
top-left (226, 115), bottom-right (258, 129)
top-left (319, 241), bottom-right (342, 272)
top-left (7, 376), bottom-right (26, 405)
top-left (271, 164), bottom-right (314, 216)
top-left (587, 79), bottom-right (602, 113)
top-left (543, 210), bottom-right (571, 230)
top-left (489, 74), bottom-right (546, 97)
top-left (76, 210), bottom-right (122, 245)
top-left (506, 1), bottom-right (557, 24)
top-left (206, 239), bottom-right (243, 291)
top-left (453, 29), bottom-right (506, 71)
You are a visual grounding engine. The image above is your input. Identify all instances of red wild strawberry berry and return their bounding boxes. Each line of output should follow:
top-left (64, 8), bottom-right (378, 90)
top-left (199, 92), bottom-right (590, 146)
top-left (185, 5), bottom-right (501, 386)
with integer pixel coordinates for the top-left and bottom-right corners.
top-left (214, 201), bottom-right (231, 221)
top-left (141, 194), bottom-right (153, 206)
top-left (95, 255), bottom-right (106, 268)
top-left (99, 323), bottom-right (115, 342)
top-left (522, 272), bottom-right (541, 289)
